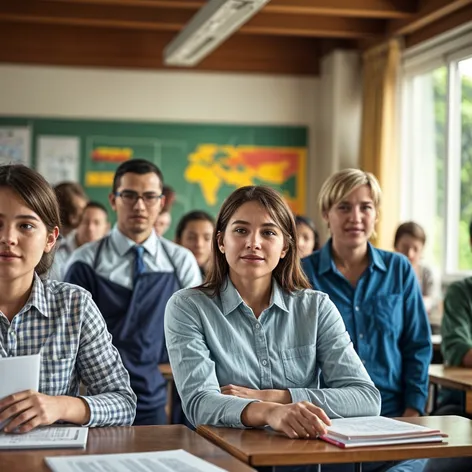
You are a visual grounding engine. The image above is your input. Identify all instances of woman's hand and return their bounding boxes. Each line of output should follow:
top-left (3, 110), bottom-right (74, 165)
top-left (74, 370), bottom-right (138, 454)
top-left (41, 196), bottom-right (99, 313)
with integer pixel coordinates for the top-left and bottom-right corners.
top-left (266, 402), bottom-right (331, 439)
top-left (221, 385), bottom-right (291, 404)
top-left (0, 390), bottom-right (65, 433)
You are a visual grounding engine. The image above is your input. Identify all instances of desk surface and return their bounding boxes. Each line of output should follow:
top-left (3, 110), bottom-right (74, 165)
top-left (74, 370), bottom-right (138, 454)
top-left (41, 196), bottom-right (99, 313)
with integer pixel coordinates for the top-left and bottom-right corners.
top-left (0, 425), bottom-right (255, 472)
top-left (198, 416), bottom-right (472, 467)
top-left (429, 364), bottom-right (472, 390)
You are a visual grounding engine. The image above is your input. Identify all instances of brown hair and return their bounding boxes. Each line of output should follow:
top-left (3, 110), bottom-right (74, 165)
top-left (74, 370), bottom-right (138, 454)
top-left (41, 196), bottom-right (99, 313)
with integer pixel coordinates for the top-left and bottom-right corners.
top-left (54, 181), bottom-right (88, 230)
top-left (0, 165), bottom-right (60, 276)
top-left (202, 186), bottom-right (311, 296)
top-left (394, 221), bottom-right (426, 247)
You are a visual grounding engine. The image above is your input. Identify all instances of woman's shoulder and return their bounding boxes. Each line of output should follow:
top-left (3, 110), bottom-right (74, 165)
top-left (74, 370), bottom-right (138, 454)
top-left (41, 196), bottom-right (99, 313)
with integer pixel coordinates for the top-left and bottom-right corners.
top-left (42, 277), bottom-right (92, 303)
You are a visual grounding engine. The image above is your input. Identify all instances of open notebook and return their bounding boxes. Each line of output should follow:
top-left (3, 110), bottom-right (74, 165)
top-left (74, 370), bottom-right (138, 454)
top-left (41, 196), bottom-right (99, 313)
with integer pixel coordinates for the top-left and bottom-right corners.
top-left (320, 416), bottom-right (447, 449)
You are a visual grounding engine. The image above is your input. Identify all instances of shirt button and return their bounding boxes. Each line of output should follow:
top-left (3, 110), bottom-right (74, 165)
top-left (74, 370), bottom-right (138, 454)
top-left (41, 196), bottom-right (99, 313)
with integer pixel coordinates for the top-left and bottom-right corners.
top-left (355, 306), bottom-right (360, 312)
top-left (261, 359), bottom-right (268, 366)
top-left (9, 331), bottom-right (16, 338)
top-left (255, 323), bottom-right (261, 330)
top-left (362, 359), bottom-right (366, 365)
top-left (359, 333), bottom-right (364, 339)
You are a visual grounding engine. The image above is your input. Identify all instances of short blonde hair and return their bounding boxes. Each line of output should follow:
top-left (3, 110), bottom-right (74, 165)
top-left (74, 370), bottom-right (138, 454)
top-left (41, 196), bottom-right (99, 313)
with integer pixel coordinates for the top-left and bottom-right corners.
top-left (318, 168), bottom-right (382, 215)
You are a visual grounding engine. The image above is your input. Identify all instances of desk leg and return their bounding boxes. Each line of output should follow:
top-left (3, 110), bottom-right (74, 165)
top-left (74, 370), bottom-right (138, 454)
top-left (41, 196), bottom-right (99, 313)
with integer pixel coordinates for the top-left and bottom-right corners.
top-left (466, 390), bottom-right (472, 416)
top-left (354, 463), bottom-right (363, 472)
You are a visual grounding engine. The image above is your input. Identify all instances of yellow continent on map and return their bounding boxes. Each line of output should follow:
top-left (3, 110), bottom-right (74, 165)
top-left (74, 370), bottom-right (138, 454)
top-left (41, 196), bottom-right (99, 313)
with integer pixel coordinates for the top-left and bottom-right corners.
top-left (185, 144), bottom-right (295, 206)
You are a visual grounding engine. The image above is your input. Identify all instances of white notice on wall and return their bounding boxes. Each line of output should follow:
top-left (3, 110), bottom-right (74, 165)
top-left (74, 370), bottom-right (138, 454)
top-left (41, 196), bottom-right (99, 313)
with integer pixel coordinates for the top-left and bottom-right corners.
top-left (45, 449), bottom-right (228, 472)
top-left (0, 127), bottom-right (31, 166)
top-left (37, 136), bottom-right (80, 184)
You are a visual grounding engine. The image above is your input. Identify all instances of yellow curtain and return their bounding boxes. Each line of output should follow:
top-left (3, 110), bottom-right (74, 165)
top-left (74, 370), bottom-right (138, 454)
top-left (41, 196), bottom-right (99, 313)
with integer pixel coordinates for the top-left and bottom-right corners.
top-left (360, 39), bottom-right (401, 250)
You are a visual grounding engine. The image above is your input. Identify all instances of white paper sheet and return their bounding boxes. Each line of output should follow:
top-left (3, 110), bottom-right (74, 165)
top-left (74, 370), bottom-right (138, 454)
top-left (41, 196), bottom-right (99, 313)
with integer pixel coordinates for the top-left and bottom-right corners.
top-left (37, 136), bottom-right (80, 185)
top-left (0, 127), bottom-right (31, 166)
top-left (0, 427), bottom-right (88, 449)
top-left (0, 354), bottom-right (40, 430)
top-left (46, 449), bottom-right (228, 472)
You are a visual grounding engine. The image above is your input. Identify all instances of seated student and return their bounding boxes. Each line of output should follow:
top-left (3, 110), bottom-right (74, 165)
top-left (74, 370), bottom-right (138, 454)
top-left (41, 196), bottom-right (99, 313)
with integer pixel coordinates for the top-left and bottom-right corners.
top-left (394, 221), bottom-right (440, 330)
top-left (0, 165), bottom-right (136, 432)
top-left (302, 169), bottom-right (432, 420)
top-left (295, 215), bottom-right (320, 258)
top-left (64, 159), bottom-right (202, 425)
top-left (51, 201), bottom-right (110, 280)
top-left (54, 181), bottom-right (88, 238)
top-left (165, 185), bottom-right (381, 440)
top-left (175, 211), bottom-right (215, 278)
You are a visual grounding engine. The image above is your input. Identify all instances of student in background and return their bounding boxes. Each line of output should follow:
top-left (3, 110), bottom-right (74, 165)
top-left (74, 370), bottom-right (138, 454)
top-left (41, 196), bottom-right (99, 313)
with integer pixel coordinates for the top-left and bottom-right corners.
top-left (0, 165), bottom-right (136, 432)
top-left (165, 186), bottom-right (380, 443)
top-left (175, 211), bottom-right (215, 277)
top-left (51, 201), bottom-right (110, 280)
top-left (394, 221), bottom-right (440, 329)
top-left (154, 210), bottom-right (172, 237)
top-left (302, 169), bottom-right (431, 421)
top-left (64, 159), bottom-right (201, 425)
top-left (295, 215), bottom-right (320, 258)
top-left (54, 182), bottom-right (88, 237)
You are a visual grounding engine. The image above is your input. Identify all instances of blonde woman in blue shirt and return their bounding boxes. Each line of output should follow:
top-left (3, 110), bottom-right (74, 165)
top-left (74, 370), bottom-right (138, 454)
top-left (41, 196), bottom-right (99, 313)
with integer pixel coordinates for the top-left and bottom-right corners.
top-left (0, 165), bottom-right (136, 432)
top-left (165, 185), bottom-right (380, 444)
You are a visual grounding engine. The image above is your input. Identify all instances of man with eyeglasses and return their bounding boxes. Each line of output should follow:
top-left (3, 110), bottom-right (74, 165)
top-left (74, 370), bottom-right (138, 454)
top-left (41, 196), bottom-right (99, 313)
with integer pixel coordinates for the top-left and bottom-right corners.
top-left (64, 159), bottom-right (202, 425)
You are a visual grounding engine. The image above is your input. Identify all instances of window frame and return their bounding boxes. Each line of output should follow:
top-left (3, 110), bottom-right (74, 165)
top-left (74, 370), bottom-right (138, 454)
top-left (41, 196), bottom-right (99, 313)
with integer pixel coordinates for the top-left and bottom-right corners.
top-left (401, 27), bottom-right (472, 280)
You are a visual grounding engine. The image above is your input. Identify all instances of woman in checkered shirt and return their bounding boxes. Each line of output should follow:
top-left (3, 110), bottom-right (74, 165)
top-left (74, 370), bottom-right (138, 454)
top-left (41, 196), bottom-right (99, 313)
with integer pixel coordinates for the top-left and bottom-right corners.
top-left (0, 164), bottom-right (136, 432)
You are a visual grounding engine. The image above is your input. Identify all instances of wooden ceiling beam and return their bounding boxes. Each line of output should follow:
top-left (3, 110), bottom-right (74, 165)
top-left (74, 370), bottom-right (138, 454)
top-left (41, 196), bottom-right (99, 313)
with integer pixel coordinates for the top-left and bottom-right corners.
top-left (46, 0), bottom-right (415, 18)
top-left (0, 21), bottom-right (321, 75)
top-left (0, 2), bottom-right (385, 39)
top-left (242, 13), bottom-right (385, 38)
top-left (265, 0), bottom-right (416, 18)
top-left (387, 0), bottom-right (472, 35)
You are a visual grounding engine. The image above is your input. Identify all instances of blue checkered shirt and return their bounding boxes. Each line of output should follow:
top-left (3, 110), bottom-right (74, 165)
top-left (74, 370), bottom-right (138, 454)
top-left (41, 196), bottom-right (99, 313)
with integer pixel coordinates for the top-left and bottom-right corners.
top-left (0, 273), bottom-right (137, 427)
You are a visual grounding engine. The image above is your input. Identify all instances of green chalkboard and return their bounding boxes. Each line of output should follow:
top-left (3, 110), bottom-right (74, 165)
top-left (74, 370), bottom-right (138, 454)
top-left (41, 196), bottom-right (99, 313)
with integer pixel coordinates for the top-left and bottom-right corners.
top-left (0, 116), bottom-right (308, 239)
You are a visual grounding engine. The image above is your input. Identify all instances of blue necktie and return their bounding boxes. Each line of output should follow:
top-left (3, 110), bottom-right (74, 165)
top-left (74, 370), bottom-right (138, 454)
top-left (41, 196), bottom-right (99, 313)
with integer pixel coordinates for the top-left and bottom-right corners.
top-left (133, 245), bottom-right (146, 285)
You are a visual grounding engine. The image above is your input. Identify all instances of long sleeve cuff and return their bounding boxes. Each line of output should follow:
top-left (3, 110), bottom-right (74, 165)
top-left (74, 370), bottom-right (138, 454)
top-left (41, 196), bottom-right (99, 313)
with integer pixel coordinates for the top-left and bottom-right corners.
top-left (406, 392), bottom-right (428, 416)
top-left (221, 397), bottom-right (261, 429)
top-left (288, 388), bottom-right (311, 404)
top-left (80, 394), bottom-right (135, 427)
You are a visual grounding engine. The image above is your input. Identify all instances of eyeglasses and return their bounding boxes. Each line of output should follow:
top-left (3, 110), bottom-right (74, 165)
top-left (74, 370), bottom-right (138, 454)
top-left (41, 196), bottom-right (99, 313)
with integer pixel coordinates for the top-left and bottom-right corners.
top-left (115, 190), bottom-right (163, 207)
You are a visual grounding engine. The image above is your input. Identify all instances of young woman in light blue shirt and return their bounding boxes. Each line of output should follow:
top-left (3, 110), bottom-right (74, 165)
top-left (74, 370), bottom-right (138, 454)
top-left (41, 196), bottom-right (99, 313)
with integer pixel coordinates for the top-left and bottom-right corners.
top-left (165, 185), bottom-right (380, 441)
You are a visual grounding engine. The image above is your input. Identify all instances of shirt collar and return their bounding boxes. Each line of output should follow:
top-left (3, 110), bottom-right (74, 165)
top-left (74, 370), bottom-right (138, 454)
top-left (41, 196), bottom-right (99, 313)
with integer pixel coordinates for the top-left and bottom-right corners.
top-left (24, 273), bottom-right (49, 318)
top-left (318, 239), bottom-right (387, 274)
top-left (220, 276), bottom-right (289, 316)
top-left (110, 225), bottom-right (158, 257)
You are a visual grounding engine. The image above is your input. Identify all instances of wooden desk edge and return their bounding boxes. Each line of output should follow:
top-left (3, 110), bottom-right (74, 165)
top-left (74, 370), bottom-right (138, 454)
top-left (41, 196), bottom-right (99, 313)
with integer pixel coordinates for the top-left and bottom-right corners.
top-left (197, 425), bottom-right (251, 465)
top-left (197, 425), bottom-right (472, 466)
top-left (429, 374), bottom-right (472, 392)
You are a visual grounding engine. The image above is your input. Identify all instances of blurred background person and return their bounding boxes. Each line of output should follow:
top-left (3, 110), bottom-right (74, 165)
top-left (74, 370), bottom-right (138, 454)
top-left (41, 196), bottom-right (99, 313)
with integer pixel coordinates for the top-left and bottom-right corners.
top-left (295, 215), bottom-right (320, 258)
top-left (175, 210), bottom-right (215, 277)
top-left (155, 210), bottom-right (172, 237)
top-left (394, 221), bottom-right (441, 331)
top-left (54, 181), bottom-right (88, 237)
top-left (50, 201), bottom-right (110, 280)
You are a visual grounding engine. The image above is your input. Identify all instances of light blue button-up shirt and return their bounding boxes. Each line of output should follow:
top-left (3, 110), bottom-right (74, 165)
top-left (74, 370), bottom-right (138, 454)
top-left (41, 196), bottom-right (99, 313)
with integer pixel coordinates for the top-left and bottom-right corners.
top-left (164, 277), bottom-right (381, 428)
top-left (302, 241), bottom-right (432, 417)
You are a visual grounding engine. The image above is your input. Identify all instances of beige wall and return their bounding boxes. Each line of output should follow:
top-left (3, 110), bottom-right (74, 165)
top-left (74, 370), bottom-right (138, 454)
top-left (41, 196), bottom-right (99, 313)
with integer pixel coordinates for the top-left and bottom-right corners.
top-left (0, 60), bottom-right (361, 227)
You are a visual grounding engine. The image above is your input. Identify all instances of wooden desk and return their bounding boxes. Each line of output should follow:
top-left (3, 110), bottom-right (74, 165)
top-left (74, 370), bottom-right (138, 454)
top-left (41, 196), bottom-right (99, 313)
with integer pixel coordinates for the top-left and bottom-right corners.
top-left (0, 425), bottom-right (256, 472)
top-left (429, 364), bottom-right (472, 414)
top-left (198, 416), bottom-right (472, 468)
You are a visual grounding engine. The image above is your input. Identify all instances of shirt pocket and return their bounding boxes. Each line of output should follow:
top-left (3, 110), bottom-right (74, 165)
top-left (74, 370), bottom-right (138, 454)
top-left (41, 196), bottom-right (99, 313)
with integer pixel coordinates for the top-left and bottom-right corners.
top-left (281, 344), bottom-right (316, 387)
top-left (369, 294), bottom-right (403, 336)
top-left (40, 357), bottom-right (75, 396)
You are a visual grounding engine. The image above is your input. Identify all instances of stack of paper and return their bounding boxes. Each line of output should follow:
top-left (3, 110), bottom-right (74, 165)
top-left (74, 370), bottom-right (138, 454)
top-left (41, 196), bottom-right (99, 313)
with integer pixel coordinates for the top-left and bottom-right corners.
top-left (320, 416), bottom-right (447, 448)
top-left (0, 427), bottom-right (88, 450)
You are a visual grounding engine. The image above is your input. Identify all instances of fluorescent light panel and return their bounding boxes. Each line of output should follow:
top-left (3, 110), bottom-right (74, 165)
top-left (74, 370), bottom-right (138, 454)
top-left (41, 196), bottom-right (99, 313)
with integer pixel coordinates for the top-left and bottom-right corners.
top-left (164, 0), bottom-right (270, 67)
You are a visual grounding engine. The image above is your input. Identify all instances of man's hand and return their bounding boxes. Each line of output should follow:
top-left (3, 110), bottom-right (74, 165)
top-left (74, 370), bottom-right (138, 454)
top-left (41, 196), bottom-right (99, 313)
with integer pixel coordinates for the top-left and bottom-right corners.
top-left (402, 408), bottom-right (420, 417)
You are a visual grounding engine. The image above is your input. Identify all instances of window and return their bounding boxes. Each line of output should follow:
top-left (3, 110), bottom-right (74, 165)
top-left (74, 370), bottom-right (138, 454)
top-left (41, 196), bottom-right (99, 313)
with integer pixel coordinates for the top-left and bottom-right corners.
top-left (402, 32), bottom-right (472, 277)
